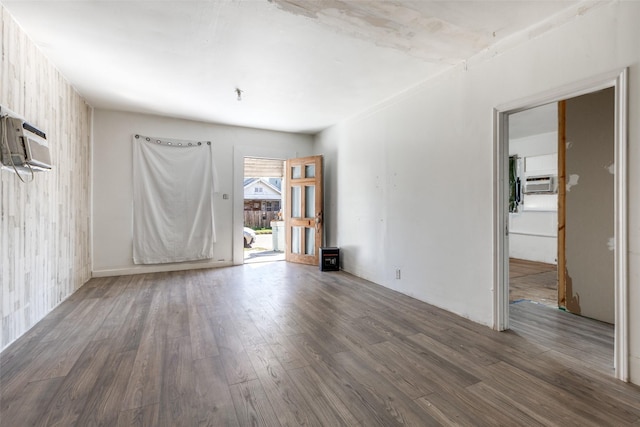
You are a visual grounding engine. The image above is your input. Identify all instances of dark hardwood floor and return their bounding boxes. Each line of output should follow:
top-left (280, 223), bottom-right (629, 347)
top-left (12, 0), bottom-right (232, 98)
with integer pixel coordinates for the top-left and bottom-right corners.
top-left (1, 262), bottom-right (638, 426)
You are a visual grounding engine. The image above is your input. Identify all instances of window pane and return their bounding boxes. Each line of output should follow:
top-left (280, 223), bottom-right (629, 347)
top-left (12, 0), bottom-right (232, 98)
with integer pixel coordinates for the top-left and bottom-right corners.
top-left (291, 227), bottom-right (301, 254)
top-left (305, 228), bottom-right (315, 255)
top-left (291, 186), bottom-right (301, 218)
top-left (291, 165), bottom-right (301, 179)
top-left (305, 186), bottom-right (315, 218)
top-left (305, 164), bottom-right (315, 178)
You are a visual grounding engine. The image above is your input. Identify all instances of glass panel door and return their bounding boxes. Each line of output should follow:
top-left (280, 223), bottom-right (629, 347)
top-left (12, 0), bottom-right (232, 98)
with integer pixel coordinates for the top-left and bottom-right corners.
top-left (284, 155), bottom-right (323, 266)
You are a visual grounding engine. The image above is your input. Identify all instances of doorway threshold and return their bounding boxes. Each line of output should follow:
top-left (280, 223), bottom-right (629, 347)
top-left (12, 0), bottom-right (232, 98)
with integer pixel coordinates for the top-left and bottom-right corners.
top-left (244, 250), bottom-right (285, 264)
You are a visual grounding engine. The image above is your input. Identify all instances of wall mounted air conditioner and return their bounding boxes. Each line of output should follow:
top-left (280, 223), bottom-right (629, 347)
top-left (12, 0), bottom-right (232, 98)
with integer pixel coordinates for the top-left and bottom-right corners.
top-left (1, 116), bottom-right (51, 171)
top-left (524, 175), bottom-right (555, 194)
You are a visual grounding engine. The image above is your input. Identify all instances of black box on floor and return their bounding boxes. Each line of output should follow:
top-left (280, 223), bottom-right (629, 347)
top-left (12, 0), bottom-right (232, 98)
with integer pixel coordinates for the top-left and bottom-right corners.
top-left (320, 247), bottom-right (340, 271)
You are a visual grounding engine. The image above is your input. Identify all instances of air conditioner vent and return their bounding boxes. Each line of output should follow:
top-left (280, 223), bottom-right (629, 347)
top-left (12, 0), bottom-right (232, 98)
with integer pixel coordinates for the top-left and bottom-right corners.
top-left (22, 121), bottom-right (46, 139)
top-left (524, 175), bottom-right (555, 194)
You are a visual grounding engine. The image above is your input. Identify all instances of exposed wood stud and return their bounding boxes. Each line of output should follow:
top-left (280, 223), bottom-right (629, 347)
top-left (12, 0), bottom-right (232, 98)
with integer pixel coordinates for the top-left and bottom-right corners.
top-left (557, 100), bottom-right (567, 308)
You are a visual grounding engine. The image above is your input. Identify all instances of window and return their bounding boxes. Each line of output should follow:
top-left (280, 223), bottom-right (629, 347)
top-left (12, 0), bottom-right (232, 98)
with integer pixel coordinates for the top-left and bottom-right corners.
top-left (254, 187), bottom-right (263, 193)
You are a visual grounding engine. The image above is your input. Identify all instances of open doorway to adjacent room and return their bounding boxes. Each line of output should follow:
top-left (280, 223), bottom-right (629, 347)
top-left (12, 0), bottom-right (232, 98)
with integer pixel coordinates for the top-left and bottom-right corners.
top-left (243, 157), bottom-right (286, 264)
top-left (507, 90), bottom-right (616, 321)
top-left (495, 69), bottom-right (628, 381)
top-left (507, 103), bottom-right (559, 308)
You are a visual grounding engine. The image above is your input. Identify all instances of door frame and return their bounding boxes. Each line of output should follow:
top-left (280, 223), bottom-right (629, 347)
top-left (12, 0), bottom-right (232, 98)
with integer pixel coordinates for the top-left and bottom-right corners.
top-left (493, 68), bottom-right (629, 381)
top-left (233, 146), bottom-right (300, 265)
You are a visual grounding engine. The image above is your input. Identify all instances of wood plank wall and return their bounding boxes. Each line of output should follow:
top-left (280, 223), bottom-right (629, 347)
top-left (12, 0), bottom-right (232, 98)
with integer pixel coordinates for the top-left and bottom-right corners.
top-left (0, 6), bottom-right (92, 350)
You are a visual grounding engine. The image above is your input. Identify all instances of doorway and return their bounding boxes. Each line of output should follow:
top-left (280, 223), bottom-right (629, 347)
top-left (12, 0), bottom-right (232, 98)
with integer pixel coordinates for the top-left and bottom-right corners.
top-left (507, 103), bottom-right (559, 308)
top-left (494, 69), bottom-right (629, 381)
top-left (243, 157), bottom-right (286, 264)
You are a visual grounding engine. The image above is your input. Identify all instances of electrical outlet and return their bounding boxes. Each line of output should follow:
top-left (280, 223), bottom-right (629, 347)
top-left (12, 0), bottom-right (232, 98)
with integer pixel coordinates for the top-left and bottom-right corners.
top-left (395, 269), bottom-right (401, 280)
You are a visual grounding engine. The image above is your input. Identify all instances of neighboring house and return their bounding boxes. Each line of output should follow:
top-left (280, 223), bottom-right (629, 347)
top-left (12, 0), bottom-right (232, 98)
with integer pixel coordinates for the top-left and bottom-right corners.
top-left (243, 178), bottom-right (282, 229)
top-left (243, 178), bottom-right (281, 213)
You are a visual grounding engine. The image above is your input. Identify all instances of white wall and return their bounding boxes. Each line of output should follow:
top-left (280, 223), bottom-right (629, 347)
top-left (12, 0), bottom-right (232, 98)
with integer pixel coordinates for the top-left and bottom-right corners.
top-left (0, 6), bottom-right (92, 350)
top-left (314, 1), bottom-right (640, 384)
top-left (509, 131), bottom-right (558, 264)
top-left (92, 109), bottom-right (313, 276)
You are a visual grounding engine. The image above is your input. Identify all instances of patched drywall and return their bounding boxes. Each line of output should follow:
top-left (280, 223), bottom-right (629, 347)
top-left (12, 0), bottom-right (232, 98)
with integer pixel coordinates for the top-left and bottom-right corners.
top-left (564, 88), bottom-right (615, 324)
top-left (269, 0), bottom-right (579, 63)
top-left (270, 0), bottom-right (488, 62)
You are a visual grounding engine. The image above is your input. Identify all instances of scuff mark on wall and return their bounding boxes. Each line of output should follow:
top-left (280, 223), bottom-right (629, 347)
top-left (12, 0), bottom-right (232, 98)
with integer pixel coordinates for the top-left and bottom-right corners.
top-left (566, 174), bottom-right (579, 191)
top-left (607, 237), bottom-right (615, 251)
top-left (566, 140), bottom-right (573, 150)
top-left (606, 162), bottom-right (615, 175)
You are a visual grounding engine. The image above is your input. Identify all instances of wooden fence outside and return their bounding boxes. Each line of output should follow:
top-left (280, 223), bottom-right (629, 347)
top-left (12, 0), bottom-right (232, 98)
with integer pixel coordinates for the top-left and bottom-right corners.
top-left (244, 211), bottom-right (279, 229)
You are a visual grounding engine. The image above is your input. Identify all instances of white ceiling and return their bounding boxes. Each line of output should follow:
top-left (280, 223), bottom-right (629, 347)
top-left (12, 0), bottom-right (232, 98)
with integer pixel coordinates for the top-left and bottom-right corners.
top-left (509, 102), bottom-right (558, 140)
top-left (2, 0), bottom-right (582, 134)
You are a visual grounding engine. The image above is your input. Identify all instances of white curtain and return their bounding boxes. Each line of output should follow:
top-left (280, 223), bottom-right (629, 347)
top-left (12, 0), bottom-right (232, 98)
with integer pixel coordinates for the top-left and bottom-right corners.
top-left (133, 134), bottom-right (216, 264)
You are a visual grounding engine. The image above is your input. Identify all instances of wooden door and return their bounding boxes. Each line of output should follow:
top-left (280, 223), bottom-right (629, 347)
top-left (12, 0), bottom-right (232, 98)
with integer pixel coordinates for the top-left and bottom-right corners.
top-left (285, 155), bottom-right (323, 265)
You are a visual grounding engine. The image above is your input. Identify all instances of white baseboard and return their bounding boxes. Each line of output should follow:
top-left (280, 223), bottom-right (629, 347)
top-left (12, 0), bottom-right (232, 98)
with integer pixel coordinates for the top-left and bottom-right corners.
top-left (91, 260), bottom-right (233, 277)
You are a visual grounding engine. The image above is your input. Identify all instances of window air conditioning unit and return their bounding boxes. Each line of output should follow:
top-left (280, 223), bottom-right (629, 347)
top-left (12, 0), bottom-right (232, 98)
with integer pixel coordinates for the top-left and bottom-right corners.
top-left (1, 117), bottom-right (51, 171)
top-left (524, 175), bottom-right (555, 194)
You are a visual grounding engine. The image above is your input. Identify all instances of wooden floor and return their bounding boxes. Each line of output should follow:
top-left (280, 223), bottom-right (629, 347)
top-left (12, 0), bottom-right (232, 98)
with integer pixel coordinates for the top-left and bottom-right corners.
top-left (509, 258), bottom-right (558, 306)
top-left (1, 262), bottom-right (638, 426)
